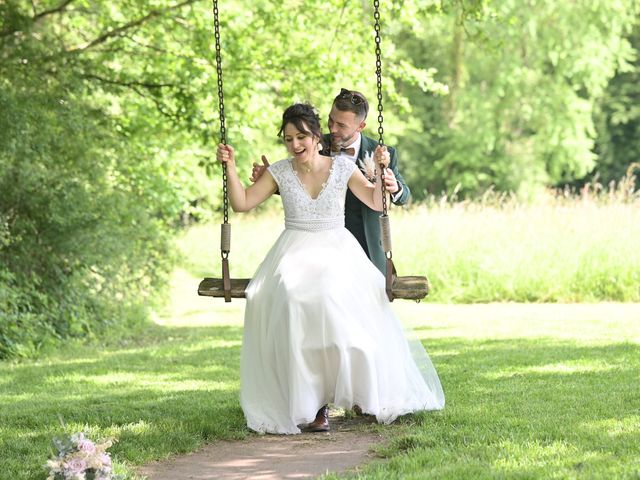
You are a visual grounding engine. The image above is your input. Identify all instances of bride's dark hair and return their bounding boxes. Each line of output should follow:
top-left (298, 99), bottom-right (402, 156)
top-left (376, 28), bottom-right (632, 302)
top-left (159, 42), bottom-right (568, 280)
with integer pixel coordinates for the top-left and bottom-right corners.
top-left (278, 103), bottom-right (324, 146)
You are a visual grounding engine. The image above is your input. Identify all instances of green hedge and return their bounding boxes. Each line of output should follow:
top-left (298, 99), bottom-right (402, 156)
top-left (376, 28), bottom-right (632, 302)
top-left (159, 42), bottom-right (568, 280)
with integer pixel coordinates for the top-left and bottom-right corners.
top-left (0, 84), bottom-right (178, 359)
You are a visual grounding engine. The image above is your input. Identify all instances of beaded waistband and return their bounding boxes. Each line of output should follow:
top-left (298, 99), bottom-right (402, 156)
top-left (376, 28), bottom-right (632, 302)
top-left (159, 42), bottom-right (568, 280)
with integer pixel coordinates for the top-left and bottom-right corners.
top-left (285, 216), bottom-right (344, 232)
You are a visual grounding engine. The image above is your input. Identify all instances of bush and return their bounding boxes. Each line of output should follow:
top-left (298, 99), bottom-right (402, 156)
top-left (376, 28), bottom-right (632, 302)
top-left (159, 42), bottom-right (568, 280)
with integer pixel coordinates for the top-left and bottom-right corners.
top-left (0, 82), bottom-right (178, 359)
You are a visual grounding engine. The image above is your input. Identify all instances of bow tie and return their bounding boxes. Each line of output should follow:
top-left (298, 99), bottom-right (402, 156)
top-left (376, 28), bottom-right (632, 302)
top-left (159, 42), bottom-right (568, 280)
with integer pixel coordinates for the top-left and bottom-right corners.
top-left (331, 146), bottom-right (356, 157)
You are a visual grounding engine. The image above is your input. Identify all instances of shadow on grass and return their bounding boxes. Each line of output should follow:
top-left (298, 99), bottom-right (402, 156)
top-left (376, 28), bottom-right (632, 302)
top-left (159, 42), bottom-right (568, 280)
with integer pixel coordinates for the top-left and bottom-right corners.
top-left (0, 324), bottom-right (247, 479)
top-left (1, 328), bottom-right (638, 479)
top-left (378, 337), bottom-right (640, 479)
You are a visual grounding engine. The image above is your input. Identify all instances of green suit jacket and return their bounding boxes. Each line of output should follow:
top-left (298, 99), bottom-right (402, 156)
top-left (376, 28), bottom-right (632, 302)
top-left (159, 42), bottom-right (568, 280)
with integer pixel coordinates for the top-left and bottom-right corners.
top-left (323, 133), bottom-right (411, 274)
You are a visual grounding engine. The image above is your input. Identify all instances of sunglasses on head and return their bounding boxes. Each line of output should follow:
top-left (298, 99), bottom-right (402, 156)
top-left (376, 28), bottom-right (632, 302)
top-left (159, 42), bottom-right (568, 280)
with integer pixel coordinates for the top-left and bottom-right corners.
top-left (338, 88), bottom-right (365, 106)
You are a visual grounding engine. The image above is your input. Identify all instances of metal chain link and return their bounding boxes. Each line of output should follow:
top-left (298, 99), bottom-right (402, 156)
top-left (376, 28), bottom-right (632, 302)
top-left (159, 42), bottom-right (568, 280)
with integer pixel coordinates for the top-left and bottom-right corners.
top-left (373, 0), bottom-right (388, 216)
top-left (212, 0), bottom-right (229, 255)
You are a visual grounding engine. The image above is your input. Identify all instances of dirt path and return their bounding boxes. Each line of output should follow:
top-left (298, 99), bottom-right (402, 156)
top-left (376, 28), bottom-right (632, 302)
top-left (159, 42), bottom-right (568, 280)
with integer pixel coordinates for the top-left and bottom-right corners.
top-left (138, 415), bottom-right (385, 480)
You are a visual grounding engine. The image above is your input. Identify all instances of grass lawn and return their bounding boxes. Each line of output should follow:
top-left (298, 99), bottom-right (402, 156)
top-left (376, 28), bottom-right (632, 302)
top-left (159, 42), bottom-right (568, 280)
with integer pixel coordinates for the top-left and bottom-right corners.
top-left (326, 302), bottom-right (640, 479)
top-left (1, 268), bottom-right (639, 479)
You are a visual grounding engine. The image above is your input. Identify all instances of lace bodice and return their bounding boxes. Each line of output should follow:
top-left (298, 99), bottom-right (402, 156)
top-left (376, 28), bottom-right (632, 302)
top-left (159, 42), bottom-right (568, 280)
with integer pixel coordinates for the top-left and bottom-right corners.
top-left (268, 157), bottom-right (357, 231)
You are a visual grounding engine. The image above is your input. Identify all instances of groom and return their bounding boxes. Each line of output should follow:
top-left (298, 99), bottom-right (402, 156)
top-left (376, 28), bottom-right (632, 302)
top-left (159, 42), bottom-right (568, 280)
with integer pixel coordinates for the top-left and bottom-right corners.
top-left (252, 88), bottom-right (411, 275)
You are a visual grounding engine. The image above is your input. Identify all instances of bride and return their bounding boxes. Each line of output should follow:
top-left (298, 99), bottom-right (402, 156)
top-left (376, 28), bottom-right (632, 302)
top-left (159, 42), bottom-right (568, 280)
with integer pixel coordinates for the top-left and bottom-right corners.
top-left (216, 103), bottom-right (444, 434)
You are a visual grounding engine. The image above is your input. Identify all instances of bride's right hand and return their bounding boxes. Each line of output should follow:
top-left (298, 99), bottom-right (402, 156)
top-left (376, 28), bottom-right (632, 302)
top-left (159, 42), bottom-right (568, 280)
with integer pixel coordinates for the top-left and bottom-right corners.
top-left (217, 143), bottom-right (235, 165)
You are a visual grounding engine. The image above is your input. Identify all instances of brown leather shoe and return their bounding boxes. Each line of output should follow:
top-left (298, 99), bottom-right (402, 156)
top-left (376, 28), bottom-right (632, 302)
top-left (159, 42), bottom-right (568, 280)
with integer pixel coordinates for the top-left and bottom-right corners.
top-left (301, 404), bottom-right (330, 432)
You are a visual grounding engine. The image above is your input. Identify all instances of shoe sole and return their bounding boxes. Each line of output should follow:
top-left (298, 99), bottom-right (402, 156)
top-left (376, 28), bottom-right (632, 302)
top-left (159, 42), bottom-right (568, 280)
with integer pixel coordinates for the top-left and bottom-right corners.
top-left (298, 423), bottom-right (330, 433)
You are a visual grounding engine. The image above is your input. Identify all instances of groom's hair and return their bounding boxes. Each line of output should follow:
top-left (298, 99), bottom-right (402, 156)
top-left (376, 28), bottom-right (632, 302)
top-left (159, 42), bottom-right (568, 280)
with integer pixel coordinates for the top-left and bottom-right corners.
top-left (333, 88), bottom-right (369, 121)
top-left (278, 103), bottom-right (323, 141)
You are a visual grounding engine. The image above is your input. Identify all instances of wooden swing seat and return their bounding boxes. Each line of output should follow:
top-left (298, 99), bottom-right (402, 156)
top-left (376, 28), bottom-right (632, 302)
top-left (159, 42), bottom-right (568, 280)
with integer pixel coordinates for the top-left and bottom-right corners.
top-left (198, 275), bottom-right (429, 300)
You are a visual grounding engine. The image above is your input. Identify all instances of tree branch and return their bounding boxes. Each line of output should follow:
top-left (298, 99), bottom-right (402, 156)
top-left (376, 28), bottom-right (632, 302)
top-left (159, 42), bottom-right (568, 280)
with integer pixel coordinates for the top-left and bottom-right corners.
top-left (120, 33), bottom-right (209, 66)
top-left (77, 72), bottom-right (184, 122)
top-left (33, 0), bottom-right (75, 23)
top-left (82, 73), bottom-right (178, 90)
top-left (130, 85), bottom-right (182, 122)
top-left (66, 0), bottom-right (199, 54)
top-left (0, 0), bottom-right (75, 37)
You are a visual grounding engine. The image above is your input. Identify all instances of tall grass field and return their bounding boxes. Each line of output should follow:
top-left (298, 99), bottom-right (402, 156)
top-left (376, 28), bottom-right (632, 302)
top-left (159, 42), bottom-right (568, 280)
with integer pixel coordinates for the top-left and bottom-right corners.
top-left (182, 190), bottom-right (640, 303)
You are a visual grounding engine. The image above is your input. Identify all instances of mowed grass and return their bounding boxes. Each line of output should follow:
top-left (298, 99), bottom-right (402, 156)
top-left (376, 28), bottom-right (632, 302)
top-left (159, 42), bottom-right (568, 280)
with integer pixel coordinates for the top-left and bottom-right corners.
top-left (325, 302), bottom-right (640, 479)
top-left (0, 270), bottom-right (249, 478)
top-left (182, 194), bottom-right (640, 303)
top-left (1, 286), bottom-right (639, 479)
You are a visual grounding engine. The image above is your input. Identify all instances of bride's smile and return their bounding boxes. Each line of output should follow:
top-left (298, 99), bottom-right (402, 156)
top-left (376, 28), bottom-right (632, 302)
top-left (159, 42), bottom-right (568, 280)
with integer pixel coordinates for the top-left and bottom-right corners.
top-left (284, 123), bottom-right (319, 170)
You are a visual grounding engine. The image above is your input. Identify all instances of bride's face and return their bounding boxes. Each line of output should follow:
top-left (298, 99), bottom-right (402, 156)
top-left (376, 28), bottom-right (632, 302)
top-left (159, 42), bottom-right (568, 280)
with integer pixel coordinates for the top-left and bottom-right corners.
top-left (283, 122), bottom-right (318, 163)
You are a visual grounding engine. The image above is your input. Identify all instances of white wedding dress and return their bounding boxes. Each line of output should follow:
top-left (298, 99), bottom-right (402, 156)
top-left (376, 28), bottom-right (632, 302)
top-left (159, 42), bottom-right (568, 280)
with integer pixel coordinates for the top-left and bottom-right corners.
top-left (240, 156), bottom-right (445, 434)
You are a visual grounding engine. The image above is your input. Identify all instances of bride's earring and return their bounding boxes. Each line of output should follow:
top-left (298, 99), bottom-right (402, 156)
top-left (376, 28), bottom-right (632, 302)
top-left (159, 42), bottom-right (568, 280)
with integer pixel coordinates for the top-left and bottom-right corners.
top-left (317, 143), bottom-right (322, 151)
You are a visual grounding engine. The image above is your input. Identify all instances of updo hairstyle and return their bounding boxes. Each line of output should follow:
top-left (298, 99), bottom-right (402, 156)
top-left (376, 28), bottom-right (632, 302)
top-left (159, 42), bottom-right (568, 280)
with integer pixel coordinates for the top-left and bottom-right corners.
top-left (277, 103), bottom-right (323, 143)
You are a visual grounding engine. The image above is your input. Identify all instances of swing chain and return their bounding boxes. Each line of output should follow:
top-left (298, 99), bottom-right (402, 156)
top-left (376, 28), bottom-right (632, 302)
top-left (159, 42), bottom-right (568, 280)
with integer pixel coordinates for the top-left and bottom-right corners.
top-left (213, 0), bottom-right (229, 229)
top-left (373, 0), bottom-right (396, 302)
top-left (213, 0), bottom-right (232, 302)
top-left (373, 0), bottom-right (388, 216)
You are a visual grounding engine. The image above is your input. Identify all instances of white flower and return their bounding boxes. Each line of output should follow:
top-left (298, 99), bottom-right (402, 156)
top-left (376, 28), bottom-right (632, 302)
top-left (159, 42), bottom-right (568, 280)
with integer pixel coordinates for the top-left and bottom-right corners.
top-left (45, 459), bottom-right (62, 471)
top-left (362, 151), bottom-right (377, 181)
top-left (100, 452), bottom-right (112, 467)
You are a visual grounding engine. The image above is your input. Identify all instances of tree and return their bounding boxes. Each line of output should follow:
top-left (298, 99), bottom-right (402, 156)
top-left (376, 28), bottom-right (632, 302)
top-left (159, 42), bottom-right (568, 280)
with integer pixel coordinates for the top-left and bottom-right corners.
top-left (594, 21), bottom-right (640, 186)
top-left (0, 0), bottom-right (400, 357)
top-left (0, 0), bottom-right (217, 357)
top-left (388, 0), bottom-right (640, 199)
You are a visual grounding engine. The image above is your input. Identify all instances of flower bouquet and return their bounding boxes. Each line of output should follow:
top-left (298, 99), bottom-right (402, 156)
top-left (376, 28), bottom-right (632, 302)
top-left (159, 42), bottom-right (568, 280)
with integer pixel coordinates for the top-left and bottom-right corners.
top-left (45, 432), bottom-right (123, 480)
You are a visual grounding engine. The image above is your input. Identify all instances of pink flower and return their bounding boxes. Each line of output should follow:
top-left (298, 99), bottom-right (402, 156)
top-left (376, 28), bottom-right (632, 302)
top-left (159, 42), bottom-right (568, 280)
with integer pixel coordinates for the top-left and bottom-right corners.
top-left (77, 438), bottom-right (96, 455)
top-left (64, 457), bottom-right (87, 474)
top-left (100, 453), bottom-right (112, 467)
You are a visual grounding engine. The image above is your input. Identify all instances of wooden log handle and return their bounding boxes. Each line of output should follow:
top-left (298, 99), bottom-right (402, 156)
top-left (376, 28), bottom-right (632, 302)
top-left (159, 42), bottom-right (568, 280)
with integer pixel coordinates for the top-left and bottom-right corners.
top-left (198, 276), bottom-right (429, 300)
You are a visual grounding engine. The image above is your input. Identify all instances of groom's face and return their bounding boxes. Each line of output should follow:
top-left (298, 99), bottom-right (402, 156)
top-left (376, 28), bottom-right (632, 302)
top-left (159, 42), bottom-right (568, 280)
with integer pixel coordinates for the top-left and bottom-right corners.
top-left (328, 105), bottom-right (366, 148)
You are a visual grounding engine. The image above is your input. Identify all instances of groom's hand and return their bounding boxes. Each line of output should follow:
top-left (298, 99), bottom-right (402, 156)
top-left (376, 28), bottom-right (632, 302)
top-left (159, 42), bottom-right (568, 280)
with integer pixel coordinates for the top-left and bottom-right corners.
top-left (383, 168), bottom-right (399, 194)
top-left (250, 155), bottom-right (270, 183)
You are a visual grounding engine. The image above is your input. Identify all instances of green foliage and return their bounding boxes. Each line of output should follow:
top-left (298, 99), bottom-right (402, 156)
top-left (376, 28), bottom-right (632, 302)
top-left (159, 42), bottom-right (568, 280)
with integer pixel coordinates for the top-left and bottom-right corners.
top-left (389, 1), bottom-right (640, 199)
top-left (594, 22), bottom-right (640, 185)
top-left (0, 1), bottom-right (201, 358)
top-left (2, 0), bottom-right (640, 358)
top-left (0, 81), bottom-right (177, 358)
